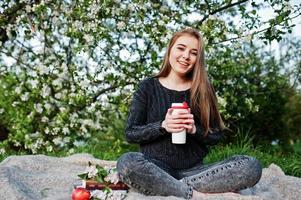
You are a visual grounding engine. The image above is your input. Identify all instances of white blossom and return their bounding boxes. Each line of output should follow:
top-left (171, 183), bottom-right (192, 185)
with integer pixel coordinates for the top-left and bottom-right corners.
top-left (68, 148), bottom-right (75, 154)
top-left (69, 92), bottom-right (76, 98)
top-left (53, 136), bottom-right (63, 146)
top-left (70, 112), bottom-right (79, 121)
top-left (83, 34), bottom-right (93, 44)
top-left (6, 24), bottom-right (14, 39)
top-left (59, 106), bottom-right (66, 112)
top-left (45, 127), bottom-right (50, 134)
top-left (52, 127), bottom-right (61, 135)
top-left (87, 104), bottom-right (96, 113)
top-left (217, 95), bottom-right (227, 108)
top-left (28, 79), bottom-right (39, 88)
top-left (12, 101), bottom-right (19, 107)
top-left (253, 105), bottom-right (259, 112)
top-left (63, 136), bottom-right (70, 143)
top-left (55, 92), bottom-right (63, 99)
top-left (79, 125), bottom-right (88, 135)
top-left (62, 127), bottom-right (70, 135)
top-left (80, 119), bottom-right (94, 127)
top-left (14, 141), bottom-right (21, 147)
top-left (28, 70), bottom-right (38, 78)
top-left (28, 111), bottom-right (35, 119)
top-left (25, 5), bottom-right (32, 12)
top-left (37, 65), bottom-right (50, 75)
top-left (158, 20), bottom-right (165, 26)
top-left (15, 86), bottom-right (22, 94)
top-left (90, 190), bottom-right (127, 200)
top-left (34, 103), bottom-right (43, 113)
top-left (104, 171), bottom-right (119, 184)
top-left (80, 80), bottom-right (89, 89)
top-left (41, 116), bottom-right (49, 123)
top-left (46, 145), bottom-right (53, 152)
top-left (117, 21), bottom-right (126, 30)
top-left (283, 2), bottom-right (292, 12)
top-left (41, 84), bottom-right (51, 98)
top-left (74, 20), bottom-right (83, 30)
top-left (20, 92), bottom-right (30, 101)
top-left (0, 108), bottom-right (4, 114)
top-left (245, 98), bottom-right (254, 110)
top-left (90, 190), bottom-right (109, 200)
top-left (246, 34), bottom-right (253, 43)
top-left (53, 78), bottom-right (63, 88)
top-left (70, 122), bottom-right (75, 128)
top-left (30, 132), bottom-right (40, 138)
top-left (0, 148), bottom-right (6, 155)
top-left (52, 16), bottom-right (58, 24)
top-left (73, 140), bottom-right (85, 147)
top-left (208, 15), bottom-right (218, 20)
top-left (84, 165), bottom-right (98, 179)
top-left (44, 103), bottom-right (52, 110)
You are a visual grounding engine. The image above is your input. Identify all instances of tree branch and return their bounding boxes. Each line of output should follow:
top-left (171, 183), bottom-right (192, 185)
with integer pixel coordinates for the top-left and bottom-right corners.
top-left (291, 62), bottom-right (301, 89)
top-left (204, 0), bottom-right (212, 13)
top-left (197, 0), bottom-right (249, 26)
top-left (76, 81), bottom-right (135, 112)
top-left (211, 12), bottom-right (301, 45)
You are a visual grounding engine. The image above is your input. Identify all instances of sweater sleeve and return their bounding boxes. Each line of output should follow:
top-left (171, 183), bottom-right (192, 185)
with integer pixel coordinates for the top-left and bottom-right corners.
top-left (125, 80), bottom-right (165, 144)
top-left (190, 117), bottom-right (224, 146)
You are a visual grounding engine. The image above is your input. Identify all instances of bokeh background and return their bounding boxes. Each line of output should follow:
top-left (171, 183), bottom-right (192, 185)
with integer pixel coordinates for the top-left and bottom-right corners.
top-left (0, 0), bottom-right (300, 176)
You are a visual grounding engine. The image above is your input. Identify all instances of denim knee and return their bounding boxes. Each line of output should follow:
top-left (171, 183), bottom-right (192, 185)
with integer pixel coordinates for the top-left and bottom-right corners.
top-left (242, 155), bottom-right (262, 185)
top-left (231, 155), bottom-right (262, 186)
top-left (117, 152), bottom-right (193, 199)
top-left (116, 152), bottom-right (144, 177)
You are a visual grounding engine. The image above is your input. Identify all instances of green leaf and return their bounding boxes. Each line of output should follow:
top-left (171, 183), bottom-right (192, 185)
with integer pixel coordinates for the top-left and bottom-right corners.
top-left (77, 173), bottom-right (88, 180)
top-left (103, 186), bottom-right (111, 194)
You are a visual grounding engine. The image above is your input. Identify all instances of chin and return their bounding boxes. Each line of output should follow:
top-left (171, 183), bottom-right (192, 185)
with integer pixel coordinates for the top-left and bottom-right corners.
top-left (176, 71), bottom-right (190, 78)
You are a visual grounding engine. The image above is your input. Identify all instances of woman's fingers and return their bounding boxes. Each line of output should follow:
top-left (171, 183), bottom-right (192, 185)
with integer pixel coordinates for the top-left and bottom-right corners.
top-left (167, 108), bottom-right (173, 115)
top-left (171, 113), bottom-right (193, 120)
top-left (169, 128), bottom-right (185, 133)
top-left (166, 117), bottom-right (194, 126)
top-left (164, 108), bottom-right (195, 133)
top-left (166, 122), bottom-right (193, 130)
top-left (168, 119), bottom-right (188, 124)
top-left (168, 124), bottom-right (185, 129)
top-left (182, 124), bottom-right (193, 129)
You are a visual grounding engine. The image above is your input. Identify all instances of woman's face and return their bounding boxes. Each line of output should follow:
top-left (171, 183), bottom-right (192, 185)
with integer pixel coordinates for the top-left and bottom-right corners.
top-left (168, 34), bottom-right (199, 78)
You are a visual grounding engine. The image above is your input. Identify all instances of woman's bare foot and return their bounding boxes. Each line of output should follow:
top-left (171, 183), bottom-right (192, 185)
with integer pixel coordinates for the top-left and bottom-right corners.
top-left (192, 190), bottom-right (240, 199)
top-left (191, 190), bottom-right (207, 200)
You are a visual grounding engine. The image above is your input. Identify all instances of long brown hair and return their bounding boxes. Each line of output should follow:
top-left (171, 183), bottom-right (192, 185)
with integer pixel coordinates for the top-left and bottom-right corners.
top-left (156, 28), bottom-right (225, 136)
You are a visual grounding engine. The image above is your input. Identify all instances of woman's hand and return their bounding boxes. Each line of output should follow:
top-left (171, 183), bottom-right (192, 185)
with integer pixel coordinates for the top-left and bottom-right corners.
top-left (161, 108), bottom-right (196, 134)
top-left (185, 108), bottom-right (196, 134)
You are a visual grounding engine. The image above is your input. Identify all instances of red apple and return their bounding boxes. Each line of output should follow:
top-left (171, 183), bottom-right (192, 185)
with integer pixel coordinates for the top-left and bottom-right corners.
top-left (72, 188), bottom-right (90, 200)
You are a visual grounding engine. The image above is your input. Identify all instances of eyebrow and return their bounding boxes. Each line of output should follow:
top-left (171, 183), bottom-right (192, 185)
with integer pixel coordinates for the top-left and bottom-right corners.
top-left (176, 44), bottom-right (198, 52)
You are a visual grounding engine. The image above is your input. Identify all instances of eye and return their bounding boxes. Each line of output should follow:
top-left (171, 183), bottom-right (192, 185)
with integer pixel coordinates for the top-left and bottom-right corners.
top-left (191, 52), bottom-right (198, 56)
top-left (177, 47), bottom-right (185, 51)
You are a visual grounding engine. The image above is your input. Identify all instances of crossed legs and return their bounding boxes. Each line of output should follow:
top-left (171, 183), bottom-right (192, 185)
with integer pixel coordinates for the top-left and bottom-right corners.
top-left (117, 152), bottom-right (262, 199)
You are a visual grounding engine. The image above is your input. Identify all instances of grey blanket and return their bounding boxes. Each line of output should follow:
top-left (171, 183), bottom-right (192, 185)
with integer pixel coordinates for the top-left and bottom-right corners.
top-left (0, 153), bottom-right (300, 200)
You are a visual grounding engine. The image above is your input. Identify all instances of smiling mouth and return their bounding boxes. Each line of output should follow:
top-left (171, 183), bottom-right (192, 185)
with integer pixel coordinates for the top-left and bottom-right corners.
top-left (178, 61), bottom-right (189, 67)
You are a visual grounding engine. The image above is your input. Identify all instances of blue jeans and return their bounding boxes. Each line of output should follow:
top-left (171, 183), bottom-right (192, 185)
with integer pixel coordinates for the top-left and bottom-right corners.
top-left (117, 152), bottom-right (262, 199)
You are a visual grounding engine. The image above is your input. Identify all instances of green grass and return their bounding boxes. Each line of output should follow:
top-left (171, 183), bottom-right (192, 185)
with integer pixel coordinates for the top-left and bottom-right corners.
top-left (1, 131), bottom-right (300, 178)
top-left (204, 131), bottom-right (301, 177)
top-left (72, 138), bottom-right (138, 161)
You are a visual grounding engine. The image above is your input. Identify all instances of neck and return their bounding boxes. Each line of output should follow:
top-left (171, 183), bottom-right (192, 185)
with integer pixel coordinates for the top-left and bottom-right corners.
top-left (166, 72), bottom-right (190, 84)
top-left (159, 72), bottom-right (191, 91)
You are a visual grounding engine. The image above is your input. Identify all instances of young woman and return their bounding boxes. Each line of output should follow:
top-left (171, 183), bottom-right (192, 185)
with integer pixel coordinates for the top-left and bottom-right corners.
top-left (116, 28), bottom-right (262, 199)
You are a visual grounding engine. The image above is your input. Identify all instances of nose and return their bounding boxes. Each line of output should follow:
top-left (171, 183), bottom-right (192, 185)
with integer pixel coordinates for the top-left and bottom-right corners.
top-left (182, 50), bottom-right (190, 60)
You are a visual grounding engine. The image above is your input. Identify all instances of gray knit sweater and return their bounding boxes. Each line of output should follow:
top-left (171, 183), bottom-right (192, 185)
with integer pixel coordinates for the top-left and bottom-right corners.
top-left (125, 77), bottom-right (223, 169)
